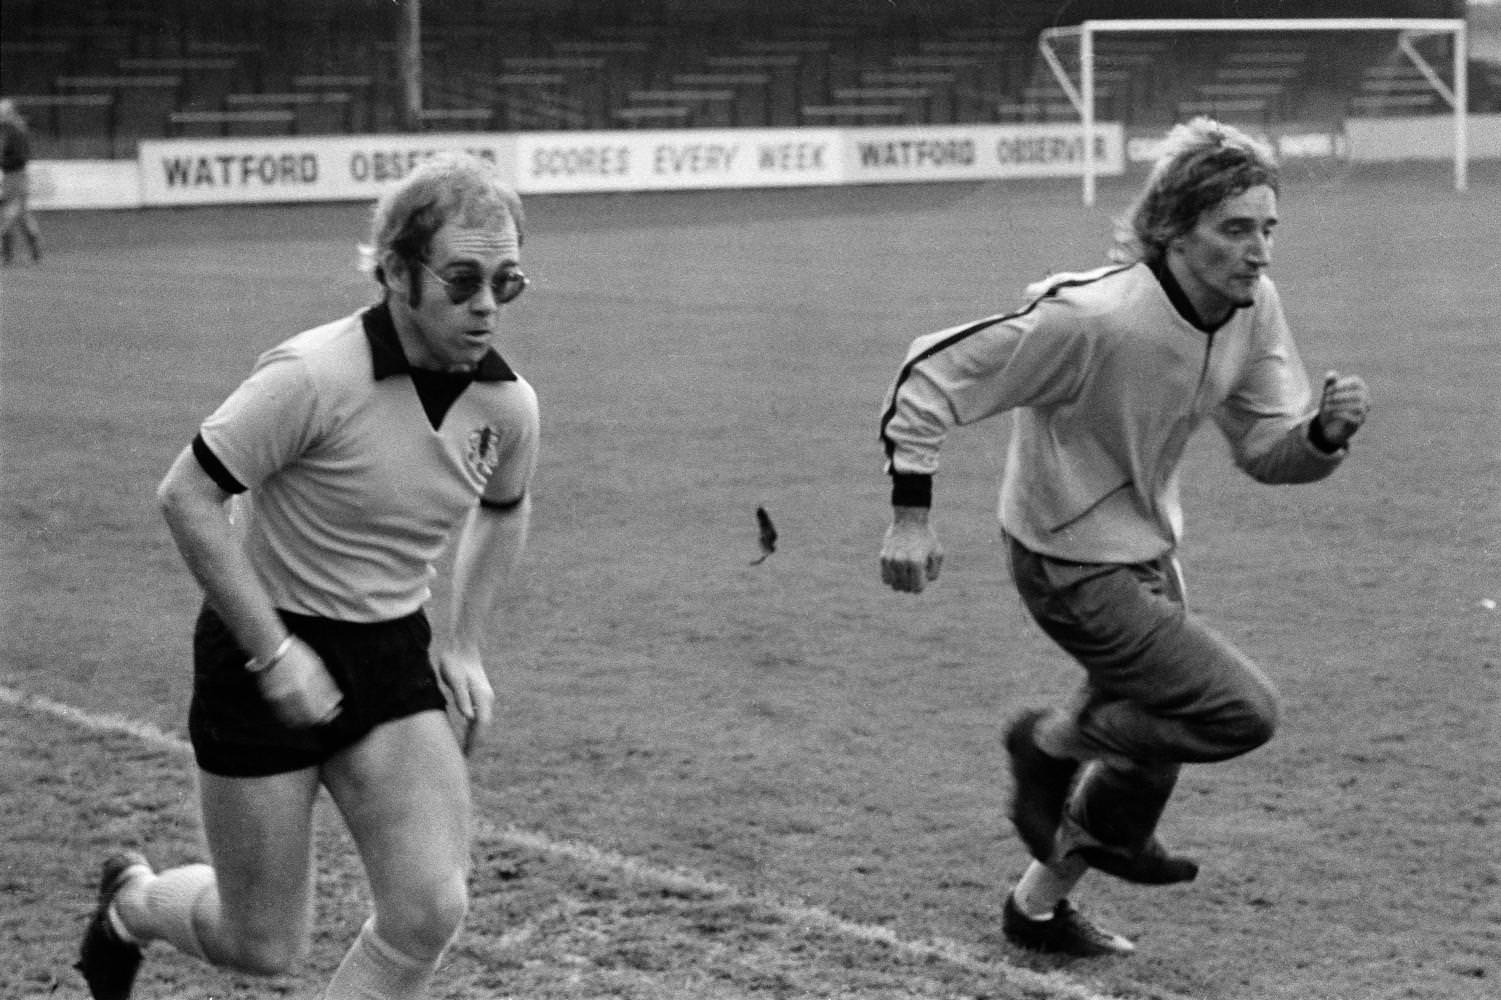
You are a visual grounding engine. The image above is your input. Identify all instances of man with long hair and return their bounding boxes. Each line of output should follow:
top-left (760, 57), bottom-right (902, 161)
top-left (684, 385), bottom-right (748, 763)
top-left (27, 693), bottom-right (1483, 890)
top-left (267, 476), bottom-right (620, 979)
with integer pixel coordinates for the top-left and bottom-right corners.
top-left (878, 118), bottom-right (1370, 955)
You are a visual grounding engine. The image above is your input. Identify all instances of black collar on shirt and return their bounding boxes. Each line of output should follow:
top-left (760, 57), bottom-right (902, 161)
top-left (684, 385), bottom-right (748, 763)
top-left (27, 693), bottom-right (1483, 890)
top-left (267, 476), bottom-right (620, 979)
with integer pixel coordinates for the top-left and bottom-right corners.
top-left (362, 301), bottom-right (516, 383)
top-left (1148, 256), bottom-right (1243, 334)
top-left (363, 301), bottom-right (516, 430)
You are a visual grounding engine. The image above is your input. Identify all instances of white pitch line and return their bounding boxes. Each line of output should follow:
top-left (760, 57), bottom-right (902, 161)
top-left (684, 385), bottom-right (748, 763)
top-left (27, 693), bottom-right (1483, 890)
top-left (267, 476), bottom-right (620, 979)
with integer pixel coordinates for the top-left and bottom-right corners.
top-left (2, 684), bottom-right (1181, 1000)
top-left (489, 824), bottom-right (1132, 1000)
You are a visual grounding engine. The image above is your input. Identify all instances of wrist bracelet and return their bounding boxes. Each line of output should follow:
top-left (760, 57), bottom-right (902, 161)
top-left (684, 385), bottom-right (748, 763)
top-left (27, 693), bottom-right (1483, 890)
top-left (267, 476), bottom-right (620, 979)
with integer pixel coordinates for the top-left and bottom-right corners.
top-left (246, 634), bottom-right (295, 674)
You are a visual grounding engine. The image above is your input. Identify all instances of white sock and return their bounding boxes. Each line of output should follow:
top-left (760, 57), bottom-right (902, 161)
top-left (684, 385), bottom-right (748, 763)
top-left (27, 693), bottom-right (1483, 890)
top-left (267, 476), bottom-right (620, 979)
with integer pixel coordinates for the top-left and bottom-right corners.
top-left (130, 864), bottom-right (215, 960)
top-left (324, 918), bottom-right (439, 1000)
top-left (103, 860), bottom-right (155, 946)
top-left (106, 904), bottom-right (140, 945)
top-left (1012, 855), bottom-right (1089, 920)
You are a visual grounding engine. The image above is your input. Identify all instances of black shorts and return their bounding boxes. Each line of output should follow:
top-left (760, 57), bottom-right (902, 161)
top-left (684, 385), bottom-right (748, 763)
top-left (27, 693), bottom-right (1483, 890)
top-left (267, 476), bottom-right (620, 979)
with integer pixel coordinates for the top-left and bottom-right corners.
top-left (188, 602), bottom-right (448, 778)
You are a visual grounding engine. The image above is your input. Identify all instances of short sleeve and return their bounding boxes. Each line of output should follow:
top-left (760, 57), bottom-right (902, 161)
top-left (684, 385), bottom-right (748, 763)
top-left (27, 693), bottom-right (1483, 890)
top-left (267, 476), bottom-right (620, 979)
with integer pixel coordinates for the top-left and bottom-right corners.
top-left (197, 350), bottom-right (320, 491)
top-left (479, 379), bottom-right (540, 507)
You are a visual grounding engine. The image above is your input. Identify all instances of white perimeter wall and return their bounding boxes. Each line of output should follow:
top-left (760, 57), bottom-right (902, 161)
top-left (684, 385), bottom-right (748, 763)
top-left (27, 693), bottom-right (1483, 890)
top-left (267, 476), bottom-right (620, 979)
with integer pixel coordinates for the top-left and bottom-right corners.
top-left (24, 116), bottom-right (1501, 212)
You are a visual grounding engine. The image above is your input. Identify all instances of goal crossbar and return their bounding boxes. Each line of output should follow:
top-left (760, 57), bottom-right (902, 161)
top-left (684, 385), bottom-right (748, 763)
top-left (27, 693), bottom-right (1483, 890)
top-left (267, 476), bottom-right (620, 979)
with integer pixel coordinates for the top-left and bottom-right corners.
top-left (1038, 17), bottom-right (1469, 205)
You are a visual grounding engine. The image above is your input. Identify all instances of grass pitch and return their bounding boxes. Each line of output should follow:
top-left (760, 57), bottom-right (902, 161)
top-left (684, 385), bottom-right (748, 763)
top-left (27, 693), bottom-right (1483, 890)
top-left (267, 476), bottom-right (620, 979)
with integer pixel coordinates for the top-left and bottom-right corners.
top-left (2, 165), bottom-right (1498, 999)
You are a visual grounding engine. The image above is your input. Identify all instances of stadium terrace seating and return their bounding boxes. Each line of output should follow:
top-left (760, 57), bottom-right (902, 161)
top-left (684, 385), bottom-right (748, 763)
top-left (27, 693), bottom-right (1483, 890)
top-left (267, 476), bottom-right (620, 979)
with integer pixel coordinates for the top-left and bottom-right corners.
top-left (1349, 61), bottom-right (1445, 116)
top-left (0, 39), bottom-right (71, 92)
top-left (703, 55), bottom-right (804, 126)
top-left (439, 71), bottom-right (592, 132)
top-left (0, 0), bottom-right (1476, 156)
top-left (622, 89), bottom-right (739, 128)
top-left (611, 104), bottom-right (693, 128)
top-left (225, 91), bottom-right (356, 136)
top-left (168, 108), bottom-right (294, 139)
top-left (671, 72), bottom-right (777, 128)
top-left (417, 107), bottom-right (495, 131)
top-left (9, 92), bottom-right (113, 158)
top-left (800, 104), bottom-right (909, 127)
top-left (118, 56), bottom-right (240, 111)
top-left (829, 85), bottom-right (935, 123)
top-left (55, 73), bottom-right (181, 156)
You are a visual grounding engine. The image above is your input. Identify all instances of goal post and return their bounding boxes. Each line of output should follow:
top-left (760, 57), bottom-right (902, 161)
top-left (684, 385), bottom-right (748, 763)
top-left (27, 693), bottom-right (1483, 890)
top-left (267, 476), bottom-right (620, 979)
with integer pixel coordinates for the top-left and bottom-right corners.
top-left (1037, 17), bottom-right (1470, 205)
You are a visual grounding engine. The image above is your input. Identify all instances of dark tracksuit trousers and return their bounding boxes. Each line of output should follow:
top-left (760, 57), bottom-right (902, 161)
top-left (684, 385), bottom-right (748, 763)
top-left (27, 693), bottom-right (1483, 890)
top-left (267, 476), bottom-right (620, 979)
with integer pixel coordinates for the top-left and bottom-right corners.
top-left (1007, 535), bottom-right (1281, 858)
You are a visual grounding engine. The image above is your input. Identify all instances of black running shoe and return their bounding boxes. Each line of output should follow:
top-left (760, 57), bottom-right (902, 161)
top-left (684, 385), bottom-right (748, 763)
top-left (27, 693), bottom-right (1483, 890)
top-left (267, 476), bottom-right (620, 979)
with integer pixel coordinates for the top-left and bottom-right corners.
top-left (1002, 893), bottom-right (1135, 957)
top-left (1004, 709), bottom-right (1080, 862)
top-left (75, 851), bottom-right (151, 1000)
top-left (1075, 835), bottom-right (1200, 885)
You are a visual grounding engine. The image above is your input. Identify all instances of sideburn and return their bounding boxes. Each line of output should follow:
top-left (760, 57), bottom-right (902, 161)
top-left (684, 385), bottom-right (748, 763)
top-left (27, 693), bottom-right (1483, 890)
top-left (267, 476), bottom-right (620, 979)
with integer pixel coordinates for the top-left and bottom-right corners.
top-left (404, 258), bottom-right (423, 308)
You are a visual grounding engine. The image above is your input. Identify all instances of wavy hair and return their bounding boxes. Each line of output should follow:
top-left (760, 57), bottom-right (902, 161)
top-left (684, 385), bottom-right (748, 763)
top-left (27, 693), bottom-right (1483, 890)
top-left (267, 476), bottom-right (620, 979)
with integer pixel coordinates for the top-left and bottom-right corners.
top-left (362, 152), bottom-right (525, 293)
top-left (1111, 117), bottom-right (1278, 265)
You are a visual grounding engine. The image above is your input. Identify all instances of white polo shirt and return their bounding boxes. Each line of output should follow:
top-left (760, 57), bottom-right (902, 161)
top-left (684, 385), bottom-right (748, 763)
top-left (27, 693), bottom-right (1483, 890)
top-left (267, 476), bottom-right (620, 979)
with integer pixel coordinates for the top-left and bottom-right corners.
top-left (195, 302), bottom-right (539, 622)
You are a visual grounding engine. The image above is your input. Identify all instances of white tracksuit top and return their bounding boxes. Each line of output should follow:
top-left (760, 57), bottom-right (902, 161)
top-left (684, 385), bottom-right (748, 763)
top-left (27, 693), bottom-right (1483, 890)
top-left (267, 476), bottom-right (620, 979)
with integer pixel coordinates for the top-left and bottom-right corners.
top-left (880, 261), bottom-right (1344, 564)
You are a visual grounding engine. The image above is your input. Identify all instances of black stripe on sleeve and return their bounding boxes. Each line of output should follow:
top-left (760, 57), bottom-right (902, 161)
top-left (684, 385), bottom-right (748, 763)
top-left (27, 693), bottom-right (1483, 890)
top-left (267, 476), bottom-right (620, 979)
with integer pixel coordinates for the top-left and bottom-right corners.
top-left (876, 265), bottom-right (1131, 468)
top-left (878, 312), bottom-right (1012, 467)
top-left (479, 492), bottom-right (526, 512)
top-left (192, 434), bottom-right (248, 495)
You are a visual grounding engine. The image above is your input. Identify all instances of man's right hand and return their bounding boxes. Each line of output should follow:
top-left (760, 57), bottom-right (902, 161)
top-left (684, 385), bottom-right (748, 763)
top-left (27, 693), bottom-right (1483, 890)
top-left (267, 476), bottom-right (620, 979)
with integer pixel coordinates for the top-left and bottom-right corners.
top-left (880, 506), bottom-right (944, 594)
top-left (255, 637), bottom-right (344, 728)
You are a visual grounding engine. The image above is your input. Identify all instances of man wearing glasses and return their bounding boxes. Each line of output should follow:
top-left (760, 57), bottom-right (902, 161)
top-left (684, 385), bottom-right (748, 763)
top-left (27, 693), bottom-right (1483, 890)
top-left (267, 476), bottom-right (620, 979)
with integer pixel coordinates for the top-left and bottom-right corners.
top-left (78, 154), bottom-right (538, 1000)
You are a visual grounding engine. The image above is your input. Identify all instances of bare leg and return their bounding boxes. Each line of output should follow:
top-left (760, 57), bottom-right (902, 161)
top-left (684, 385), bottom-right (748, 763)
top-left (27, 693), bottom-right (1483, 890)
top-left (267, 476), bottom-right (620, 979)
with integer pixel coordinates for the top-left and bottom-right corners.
top-left (117, 766), bottom-right (321, 975)
top-left (322, 710), bottom-right (471, 999)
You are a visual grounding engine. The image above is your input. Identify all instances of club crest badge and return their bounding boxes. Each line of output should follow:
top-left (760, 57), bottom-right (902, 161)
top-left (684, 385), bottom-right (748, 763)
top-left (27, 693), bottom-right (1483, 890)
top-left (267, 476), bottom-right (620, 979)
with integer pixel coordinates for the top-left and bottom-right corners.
top-left (465, 425), bottom-right (502, 480)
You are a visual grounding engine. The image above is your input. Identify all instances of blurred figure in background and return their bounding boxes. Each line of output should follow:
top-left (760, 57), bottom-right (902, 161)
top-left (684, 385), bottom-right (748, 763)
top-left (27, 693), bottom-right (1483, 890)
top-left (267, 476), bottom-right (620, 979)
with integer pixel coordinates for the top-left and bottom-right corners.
top-left (0, 98), bottom-right (43, 265)
top-left (878, 118), bottom-right (1370, 957)
top-left (76, 153), bottom-right (539, 1000)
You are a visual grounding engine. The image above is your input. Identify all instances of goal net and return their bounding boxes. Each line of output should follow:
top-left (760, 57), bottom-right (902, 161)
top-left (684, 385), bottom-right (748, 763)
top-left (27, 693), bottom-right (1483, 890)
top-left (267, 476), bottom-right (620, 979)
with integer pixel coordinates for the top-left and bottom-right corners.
top-left (1035, 17), bottom-right (1469, 204)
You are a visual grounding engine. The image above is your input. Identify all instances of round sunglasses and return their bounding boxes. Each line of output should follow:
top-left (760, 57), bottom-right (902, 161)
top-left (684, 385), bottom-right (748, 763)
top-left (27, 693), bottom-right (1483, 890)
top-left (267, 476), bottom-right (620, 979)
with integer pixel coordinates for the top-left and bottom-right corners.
top-left (421, 262), bottom-right (529, 305)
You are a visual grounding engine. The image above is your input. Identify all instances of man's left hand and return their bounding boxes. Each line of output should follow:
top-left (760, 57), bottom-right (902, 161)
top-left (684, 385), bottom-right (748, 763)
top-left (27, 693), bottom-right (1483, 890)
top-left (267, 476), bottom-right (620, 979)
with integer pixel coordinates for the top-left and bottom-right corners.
top-left (435, 647), bottom-right (495, 756)
top-left (1317, 370), bottom-right (1371, 449)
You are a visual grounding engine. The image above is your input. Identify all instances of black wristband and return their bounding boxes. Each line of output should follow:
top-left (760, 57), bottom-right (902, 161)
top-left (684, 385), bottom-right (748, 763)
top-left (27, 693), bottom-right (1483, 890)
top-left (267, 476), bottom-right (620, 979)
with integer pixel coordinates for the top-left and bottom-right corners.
top-left (1307, 417), bottom-right (1341, 454)
top-left (890, 472), bottom-right (933, 508)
